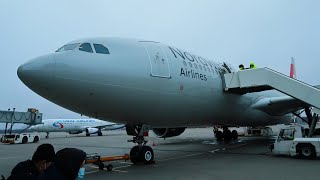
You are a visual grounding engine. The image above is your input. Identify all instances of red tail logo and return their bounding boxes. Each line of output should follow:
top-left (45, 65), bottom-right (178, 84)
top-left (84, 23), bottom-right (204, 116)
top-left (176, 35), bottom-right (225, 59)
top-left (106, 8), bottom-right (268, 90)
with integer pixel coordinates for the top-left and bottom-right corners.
top-left (290, 57), bottom-right (296, 79)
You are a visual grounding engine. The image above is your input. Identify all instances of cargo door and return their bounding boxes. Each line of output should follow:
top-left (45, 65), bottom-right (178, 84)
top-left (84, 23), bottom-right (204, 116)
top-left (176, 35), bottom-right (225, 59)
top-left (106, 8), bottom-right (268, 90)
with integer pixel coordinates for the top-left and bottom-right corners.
top-left (142, 42), bottom-right (170, 78)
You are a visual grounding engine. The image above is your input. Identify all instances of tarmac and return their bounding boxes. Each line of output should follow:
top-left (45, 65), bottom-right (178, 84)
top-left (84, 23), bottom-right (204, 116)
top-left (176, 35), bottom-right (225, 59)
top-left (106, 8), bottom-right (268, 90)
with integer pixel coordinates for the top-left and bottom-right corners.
top-left (0, 128), bottom-right (318, 180)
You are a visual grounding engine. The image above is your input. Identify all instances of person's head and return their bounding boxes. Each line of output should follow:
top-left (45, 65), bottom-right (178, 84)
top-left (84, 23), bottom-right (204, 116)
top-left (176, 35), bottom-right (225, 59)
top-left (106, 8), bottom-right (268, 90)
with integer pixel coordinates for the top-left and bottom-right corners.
top-left (55, 148), bottom-right (86, 180)
top-left (249, 62), bottom-right (255, 68)
top-left (31, 144), bottom-right (55, 172)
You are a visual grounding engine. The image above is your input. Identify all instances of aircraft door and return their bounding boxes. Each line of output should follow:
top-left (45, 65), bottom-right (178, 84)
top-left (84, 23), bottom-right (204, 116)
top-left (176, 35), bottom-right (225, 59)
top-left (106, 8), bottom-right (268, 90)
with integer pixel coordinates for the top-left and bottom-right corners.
top-left (222, 62), bottom-right (236, 73)
top-left (142, 42), bottom-right (171, 78)
top-left (217, 62), bottom-right (235, 77)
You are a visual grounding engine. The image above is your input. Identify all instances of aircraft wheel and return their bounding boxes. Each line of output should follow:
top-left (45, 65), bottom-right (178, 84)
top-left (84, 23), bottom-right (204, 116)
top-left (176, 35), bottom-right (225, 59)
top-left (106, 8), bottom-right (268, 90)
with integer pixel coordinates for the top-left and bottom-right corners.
top-left (98, 132), bottom-right (103, 136)
top-left (231, 130), bottom-right (238, 140)
top-left (215, 131), bottom-right (223, 142)
top-left (86, 133), bottom-right (90, 137)
top-left (140, 146), bottom-right (154, 164)
top-left (223, 130), bottom-right (232, 142)
top-left (130, 146), bottom-right (140, 164)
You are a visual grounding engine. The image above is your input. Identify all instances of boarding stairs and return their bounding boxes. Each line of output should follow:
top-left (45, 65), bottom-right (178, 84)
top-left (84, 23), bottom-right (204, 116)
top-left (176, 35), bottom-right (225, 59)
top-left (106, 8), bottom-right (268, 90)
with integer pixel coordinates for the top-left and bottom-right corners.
top-left (223, 67), bottom-right (320, 114)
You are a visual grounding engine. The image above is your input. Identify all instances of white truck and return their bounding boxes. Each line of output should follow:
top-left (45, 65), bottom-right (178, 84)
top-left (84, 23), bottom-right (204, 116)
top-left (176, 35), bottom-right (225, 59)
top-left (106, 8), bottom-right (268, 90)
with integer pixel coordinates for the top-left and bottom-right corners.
top-left (1, 133), bottom-right (40, 144)
top-left (271, 125), bottom-right (320, 158)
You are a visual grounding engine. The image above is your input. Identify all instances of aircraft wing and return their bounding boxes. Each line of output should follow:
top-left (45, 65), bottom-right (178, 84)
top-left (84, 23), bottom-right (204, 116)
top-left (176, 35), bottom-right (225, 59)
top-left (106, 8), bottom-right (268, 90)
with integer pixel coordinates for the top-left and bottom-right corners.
top-left (250, 85), bottom-right (320, 116)
top-left (81, 124), bottom-right (115, 130)
top-left (93, 124), bottom-right (116, 129)
top-left (250, 96), bottom-right (306, 116)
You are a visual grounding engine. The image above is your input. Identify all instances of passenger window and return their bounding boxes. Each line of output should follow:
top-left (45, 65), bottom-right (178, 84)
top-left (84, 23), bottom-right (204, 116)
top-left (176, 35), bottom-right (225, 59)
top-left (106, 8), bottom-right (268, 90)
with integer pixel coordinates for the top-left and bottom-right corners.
top-left (208, 68), bottom-right (211, 72)
top-left (188, 62), bottom-right (193, 68)
top-left (203, 66), bottom-right (207, 71)
top-left (93, 44), bottom-right (110, 54)
top-left (79, 43), bottom-right (93, 53)
top-left (199, 65), bottom-right (202, 70)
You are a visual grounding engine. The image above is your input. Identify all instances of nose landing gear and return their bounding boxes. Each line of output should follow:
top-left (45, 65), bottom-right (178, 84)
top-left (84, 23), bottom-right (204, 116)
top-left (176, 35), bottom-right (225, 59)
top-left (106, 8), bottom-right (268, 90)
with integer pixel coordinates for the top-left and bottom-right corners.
top-left (126, 124), bottom-right (154, 164)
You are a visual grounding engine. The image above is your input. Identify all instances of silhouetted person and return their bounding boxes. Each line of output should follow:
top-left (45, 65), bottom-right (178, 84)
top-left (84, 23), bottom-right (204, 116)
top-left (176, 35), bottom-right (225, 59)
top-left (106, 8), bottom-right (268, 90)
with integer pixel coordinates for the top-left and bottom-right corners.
top-left (7, 144), bottom-right (55, 180)
top-left (239, 64), bottom-right (244, 70)
top-left (249, 62), bottom-right (257, 69)
top-left (38, 148), bottom-right (86, 180)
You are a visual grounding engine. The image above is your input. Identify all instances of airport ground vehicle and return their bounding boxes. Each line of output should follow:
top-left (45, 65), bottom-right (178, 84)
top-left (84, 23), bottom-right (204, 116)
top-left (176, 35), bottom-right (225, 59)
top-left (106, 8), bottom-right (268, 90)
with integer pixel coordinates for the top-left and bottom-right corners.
top-left (1, 133), bottom-right (40, 144)
top-left (86, 153), bottom-right (130, 170)
top-left (271, 125), bottom-right (320, 158)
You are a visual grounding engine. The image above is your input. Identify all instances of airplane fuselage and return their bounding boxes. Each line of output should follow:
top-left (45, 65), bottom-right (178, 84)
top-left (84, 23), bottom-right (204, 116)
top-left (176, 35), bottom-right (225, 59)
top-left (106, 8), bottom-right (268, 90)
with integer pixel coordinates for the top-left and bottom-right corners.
top-left (18, 38), bottom-right (291, 128)
top-left (30, 119), bottom-right (113, 132)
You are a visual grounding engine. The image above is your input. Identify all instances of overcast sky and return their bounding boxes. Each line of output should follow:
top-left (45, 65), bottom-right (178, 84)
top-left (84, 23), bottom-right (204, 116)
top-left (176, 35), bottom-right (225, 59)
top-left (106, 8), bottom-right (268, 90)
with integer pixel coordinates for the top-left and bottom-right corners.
top-left (1, 1), bottom-right (320, 121)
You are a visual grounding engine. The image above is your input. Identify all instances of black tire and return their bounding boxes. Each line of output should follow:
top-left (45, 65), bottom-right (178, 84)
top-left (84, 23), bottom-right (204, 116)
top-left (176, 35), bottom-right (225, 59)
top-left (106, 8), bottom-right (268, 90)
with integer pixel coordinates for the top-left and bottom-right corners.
top-left (299, 145), bottom-right (315, 158)
top-left (86, 134), bottom-right (90, 137)
top-left (223, 130), bottom-right (232, 142)
top-left (106, 164), bottom-right (113, 171)
top-left (215, 131), bottom-right (223, 142)
top-left (22, 137), bottom-right (28, 144)
top-left (98, 162), bottom-right (105, 170)
top-left (33, 136), bottom-right (39, 143)
top-left (140, 146), bottom-right (154, 164)
top-left (98, 132), bottom-right (102, 136)
top-left (130, 146), bottom-right (140, 164)
top-left (231, 130), bottom-right (238, 140)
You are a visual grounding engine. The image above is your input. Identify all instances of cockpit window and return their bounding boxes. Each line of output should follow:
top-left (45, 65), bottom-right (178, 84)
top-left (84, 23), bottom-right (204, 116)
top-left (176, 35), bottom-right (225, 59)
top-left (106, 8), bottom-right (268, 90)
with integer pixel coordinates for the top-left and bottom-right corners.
top-left (56, 43), bottom-right (80, 52)
top-left (93, 44), bottom-right (110, 54)
top-left (79, 43), bottom-right (93, 53)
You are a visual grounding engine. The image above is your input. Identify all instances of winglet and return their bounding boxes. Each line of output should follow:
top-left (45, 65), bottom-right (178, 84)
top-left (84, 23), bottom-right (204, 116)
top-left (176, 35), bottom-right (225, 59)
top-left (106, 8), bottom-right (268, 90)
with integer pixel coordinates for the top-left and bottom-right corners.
top-left (290, 57), bottom-right (296, 79)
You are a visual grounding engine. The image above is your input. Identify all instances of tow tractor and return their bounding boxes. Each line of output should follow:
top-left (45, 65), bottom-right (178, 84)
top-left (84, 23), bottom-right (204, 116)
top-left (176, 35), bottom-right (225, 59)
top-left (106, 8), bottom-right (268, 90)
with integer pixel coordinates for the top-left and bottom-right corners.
top-left (270, 125), bottom-right (320, 158)
top-left (1, 133), bottom-right (40, 144)
top-left (85, 153), bottom-right (130, 171)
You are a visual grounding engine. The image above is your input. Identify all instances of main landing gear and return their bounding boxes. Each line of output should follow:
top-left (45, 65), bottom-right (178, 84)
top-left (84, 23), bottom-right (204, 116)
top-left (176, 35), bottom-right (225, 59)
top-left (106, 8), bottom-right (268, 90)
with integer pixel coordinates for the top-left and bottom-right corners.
top-left (97, 129), bottom-right (103, 136)
top-left (214, 127), bottom-right (238, 142)
top-left (126, 124), bottom-right (154, 164)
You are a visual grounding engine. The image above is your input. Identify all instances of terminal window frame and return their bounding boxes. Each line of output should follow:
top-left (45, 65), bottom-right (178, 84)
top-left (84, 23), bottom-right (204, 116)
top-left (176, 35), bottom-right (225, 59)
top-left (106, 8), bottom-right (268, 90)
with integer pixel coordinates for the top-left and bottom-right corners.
top-left (93, 43), bottom-right (110, 54)
top-left (78, 43), bottom-right (94, 53)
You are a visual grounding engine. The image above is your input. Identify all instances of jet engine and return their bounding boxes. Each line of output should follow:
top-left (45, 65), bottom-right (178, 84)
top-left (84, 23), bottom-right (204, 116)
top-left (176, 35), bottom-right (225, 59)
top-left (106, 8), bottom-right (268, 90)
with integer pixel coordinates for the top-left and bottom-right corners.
top-left (152, 128), bottom-right (186, 138)
top-left (69, 131), bottom-right (83, 134)
top-left (86, 127), bottom-right (99, 134)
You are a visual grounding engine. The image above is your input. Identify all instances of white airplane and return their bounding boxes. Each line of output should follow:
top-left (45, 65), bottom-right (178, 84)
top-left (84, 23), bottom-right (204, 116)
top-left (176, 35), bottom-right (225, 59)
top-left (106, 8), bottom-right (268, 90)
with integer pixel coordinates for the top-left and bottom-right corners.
top-left (17, 37), bottom-right (317, 163)
top-left (29, 119), bottom-right (125, 138)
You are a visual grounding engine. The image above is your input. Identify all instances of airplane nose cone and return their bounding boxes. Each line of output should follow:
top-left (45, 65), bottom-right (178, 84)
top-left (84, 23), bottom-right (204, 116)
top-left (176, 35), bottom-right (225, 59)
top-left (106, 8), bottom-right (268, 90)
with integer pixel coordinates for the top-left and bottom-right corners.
top-left (18, 55), bottom-right (55, 88)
